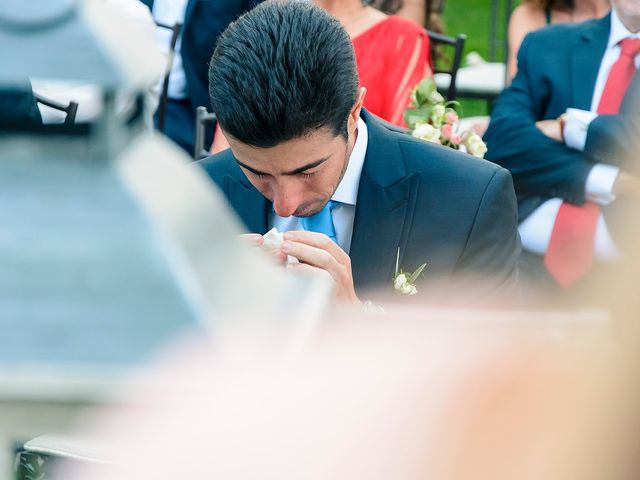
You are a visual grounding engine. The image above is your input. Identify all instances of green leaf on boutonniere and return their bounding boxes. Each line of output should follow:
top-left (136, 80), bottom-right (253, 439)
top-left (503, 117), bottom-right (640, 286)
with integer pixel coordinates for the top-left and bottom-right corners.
top-left (408, 262), bottom-right (428, 285)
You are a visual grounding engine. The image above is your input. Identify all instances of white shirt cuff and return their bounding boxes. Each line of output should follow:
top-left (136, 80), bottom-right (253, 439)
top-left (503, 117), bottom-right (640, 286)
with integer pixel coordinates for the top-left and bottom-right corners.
top-left (586, 163), bottom-right (619, 205)
top-left (564, 108), bottom-right (597, 151)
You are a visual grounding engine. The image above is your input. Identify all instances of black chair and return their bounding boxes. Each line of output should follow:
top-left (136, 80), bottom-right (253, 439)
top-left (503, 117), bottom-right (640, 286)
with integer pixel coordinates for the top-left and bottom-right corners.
top-left (194, 105), bottom-right (217, 160)
top-left (426, 29), bottom-right (466, 101)
top-left (34, 94), bottom-right (78, 126)
top-left (155, 21), bottom-right (183, 133)
top-left (489, 0), bottom-right (514, 64)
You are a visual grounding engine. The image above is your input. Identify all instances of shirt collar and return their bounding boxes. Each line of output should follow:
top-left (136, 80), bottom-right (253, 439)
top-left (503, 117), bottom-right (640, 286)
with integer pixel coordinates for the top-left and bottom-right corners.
top-left (331, 117), bottom-right (368, 206)
top-left (609, 8), bottom-right (640, 49)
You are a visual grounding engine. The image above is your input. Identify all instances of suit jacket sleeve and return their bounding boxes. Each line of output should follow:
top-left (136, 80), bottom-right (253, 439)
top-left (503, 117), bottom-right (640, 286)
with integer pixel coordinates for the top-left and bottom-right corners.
top-left (483, 33), bottom-right (594, 205)
top-left (450, 167), bottom-right (522, 305)
top-left (583, 74), bottom-right (640, 171)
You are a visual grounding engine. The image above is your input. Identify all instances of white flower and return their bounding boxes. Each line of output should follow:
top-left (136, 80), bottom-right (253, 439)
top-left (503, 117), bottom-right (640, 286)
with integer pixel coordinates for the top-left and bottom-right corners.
top-left (430, 104), bottom-right (446, 126)
top-left (463, 131), bottom-right (488, 158)
top-left (393, 249), bottom-right (426, 296)
top-left (412, 123), bottom-right (441, 144)
top-left (402, 283), bottom-right (418, 295)
top-left (393, 273), bottom-right (418, 295)
top-left (394, 273), bottom-right (408, 291)
top-left (428, 90), bottom-right (445, 104)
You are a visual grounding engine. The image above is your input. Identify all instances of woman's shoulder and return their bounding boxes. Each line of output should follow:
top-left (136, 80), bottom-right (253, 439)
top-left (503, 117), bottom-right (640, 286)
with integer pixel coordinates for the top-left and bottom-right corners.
top-left (509, 3), bottom-right (547, 34)
top-left (382, 15), bottom-right (427, 37)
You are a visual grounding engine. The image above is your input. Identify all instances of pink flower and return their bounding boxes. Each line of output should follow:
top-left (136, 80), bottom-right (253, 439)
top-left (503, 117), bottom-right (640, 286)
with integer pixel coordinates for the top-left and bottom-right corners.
top-left (450, 134), bottom-right (462, 146)
top-left (446, 111), bottom-right (459, 124)
top-left (441, 123), bottom-right (453, 140)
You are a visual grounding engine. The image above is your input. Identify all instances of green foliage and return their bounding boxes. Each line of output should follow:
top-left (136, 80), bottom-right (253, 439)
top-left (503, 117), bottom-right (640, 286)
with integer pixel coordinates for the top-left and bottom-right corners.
top-left (441, 0), bottom-right (521, 117)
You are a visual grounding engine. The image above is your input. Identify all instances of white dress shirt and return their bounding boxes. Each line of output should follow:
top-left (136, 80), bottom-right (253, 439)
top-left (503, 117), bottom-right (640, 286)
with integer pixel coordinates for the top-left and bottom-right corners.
top-left (270, 118), bottom-right (368, 254)
top-left (152, 0), bottom-right (189, 100)
top-left (520, 8), bottom-right (639, 261)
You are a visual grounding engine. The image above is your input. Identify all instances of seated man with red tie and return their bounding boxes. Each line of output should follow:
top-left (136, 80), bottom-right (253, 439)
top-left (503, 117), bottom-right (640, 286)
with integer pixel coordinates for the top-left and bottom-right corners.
top-left (484, 0), bottom-right (640, 296)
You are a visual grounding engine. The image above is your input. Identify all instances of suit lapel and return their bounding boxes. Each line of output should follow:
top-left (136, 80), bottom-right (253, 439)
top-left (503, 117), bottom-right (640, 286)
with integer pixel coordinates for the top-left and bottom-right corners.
top-left (184, 0), bottom-right (196, 26)
top-left (349, 111), bottom-right (420, 291)
top-left (139, 0), bottom-right (154, 10)
top-left (571, 13), bottom-right (611, 109)
top-left (225, 174), bottom-right (269, 235)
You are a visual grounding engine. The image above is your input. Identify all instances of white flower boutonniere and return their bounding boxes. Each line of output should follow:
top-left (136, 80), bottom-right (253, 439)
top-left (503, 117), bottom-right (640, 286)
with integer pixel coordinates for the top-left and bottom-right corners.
top-left (392, 248), bottom-right (427, 296)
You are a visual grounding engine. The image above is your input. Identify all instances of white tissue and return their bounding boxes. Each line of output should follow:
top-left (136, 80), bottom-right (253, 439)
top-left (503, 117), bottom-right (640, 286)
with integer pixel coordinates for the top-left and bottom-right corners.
top-left (261, 228), bottom-right (298, 264)
top-left (262, 227), bottom-right (284, 253)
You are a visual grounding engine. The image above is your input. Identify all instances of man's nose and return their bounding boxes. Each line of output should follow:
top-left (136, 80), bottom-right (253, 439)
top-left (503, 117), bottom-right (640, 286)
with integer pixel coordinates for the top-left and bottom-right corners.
top-left (272, 184), bottom-right (301, 217)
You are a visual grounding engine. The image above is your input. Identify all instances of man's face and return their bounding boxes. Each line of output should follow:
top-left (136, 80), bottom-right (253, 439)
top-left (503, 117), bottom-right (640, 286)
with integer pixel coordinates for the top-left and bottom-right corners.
top-left (613, 0), bottom-right (640, 31)
top-left (225, 89), bottom-right (365, 218)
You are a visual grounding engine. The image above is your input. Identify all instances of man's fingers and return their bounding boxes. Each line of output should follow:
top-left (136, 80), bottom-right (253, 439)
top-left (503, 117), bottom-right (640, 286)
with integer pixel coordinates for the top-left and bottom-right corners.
top-left (281, 240), bottom-right (337, 271)
top-left (287, 262), bottom-right (329, 276)
top-left (283, 230), bottom-right (348, 262)
top-left (239, 233), bottom-right (264, 247)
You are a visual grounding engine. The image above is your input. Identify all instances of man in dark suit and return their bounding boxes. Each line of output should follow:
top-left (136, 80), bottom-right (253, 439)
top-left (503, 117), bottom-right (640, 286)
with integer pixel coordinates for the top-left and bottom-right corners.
top-left (0, 85), bottom-right (42, 128)
top-left (484, 0), bottom-right (640, 291)
top-left (200, 1), bottom-right (520, 306)
top-left (140, 0), bottom-right (260, 154)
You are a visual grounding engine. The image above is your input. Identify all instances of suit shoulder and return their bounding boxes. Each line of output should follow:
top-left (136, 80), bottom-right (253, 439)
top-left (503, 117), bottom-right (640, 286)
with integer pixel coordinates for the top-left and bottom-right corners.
top-left (198, 149), bottom-right (240, 178)
top-left (523, 14), bottom-right (605, 45)
top-left (396, 135), bottom-right (507, 183)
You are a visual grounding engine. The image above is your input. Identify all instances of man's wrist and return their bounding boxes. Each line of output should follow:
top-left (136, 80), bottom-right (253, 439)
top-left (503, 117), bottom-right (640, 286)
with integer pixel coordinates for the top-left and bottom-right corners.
top-left (558, 113), bottom-right (568, 144)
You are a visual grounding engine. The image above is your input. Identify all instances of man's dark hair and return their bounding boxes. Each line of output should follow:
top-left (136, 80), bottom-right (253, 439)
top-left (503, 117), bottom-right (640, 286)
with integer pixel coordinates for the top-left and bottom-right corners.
top-left (208, 0), bottom-right (359, 148)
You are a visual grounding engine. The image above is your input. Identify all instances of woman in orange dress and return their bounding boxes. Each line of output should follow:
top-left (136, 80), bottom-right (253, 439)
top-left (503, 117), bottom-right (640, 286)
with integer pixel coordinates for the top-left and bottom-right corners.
top-left (317, 0), bottom-right (433, 126)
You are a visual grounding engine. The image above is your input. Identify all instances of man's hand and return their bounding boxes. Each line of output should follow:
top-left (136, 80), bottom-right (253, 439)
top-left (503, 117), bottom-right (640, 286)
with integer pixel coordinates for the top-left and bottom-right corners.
top-left (281, 231), bottom-right (360, 305)
top-left (239, 233), bottom-right (264, 247)
top-left (239, 233), bottom-right (287, 264)
top-left (613, 172), bottom-right (640, 196)
top-left (535, 119), bottom-right (563, 142)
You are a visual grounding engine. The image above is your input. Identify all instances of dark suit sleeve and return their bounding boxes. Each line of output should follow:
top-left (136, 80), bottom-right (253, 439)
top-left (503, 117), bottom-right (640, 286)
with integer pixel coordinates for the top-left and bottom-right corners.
top-left (483, 34), bottom-right (594, 205)
top-left (583, 76), bottom-right (640, 171)
top-left (0, 86), bottom-right (43, 128)
top-left (453, 167), bottom-right (522, 305)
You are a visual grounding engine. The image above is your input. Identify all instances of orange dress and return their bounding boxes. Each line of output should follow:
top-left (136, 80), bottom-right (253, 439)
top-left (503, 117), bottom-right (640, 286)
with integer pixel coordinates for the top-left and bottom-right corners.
top-left (352, 16), bottom-right (432, 127)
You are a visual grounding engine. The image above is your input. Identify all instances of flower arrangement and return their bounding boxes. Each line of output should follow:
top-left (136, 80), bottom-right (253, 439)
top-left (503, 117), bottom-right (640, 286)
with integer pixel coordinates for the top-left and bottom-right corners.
top-left (404, 78), bottom-right (488, 158)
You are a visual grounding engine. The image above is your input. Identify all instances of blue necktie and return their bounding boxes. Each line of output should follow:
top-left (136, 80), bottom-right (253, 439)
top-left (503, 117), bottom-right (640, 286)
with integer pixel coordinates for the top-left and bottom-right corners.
top-left (298, 201), bottom-right (337, 243)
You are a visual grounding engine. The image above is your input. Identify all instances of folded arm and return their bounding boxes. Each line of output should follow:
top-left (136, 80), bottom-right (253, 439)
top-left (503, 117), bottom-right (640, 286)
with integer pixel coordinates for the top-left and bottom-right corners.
top-left (483, 34), bottom-right (595, 205)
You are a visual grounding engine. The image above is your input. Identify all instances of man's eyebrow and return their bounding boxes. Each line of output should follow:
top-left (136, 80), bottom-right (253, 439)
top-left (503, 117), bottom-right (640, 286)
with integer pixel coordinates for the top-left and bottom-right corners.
top-left (235, 157), bottom-right (329, 176)
top-left (283, 157), bottom-right (329, 175)
top-left (235, 160), bottom-right (267, 176)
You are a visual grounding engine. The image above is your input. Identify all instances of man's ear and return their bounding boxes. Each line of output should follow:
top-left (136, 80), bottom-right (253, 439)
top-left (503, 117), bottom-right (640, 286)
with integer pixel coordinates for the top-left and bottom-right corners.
top-left (350, 87), bottom-right (366, 124)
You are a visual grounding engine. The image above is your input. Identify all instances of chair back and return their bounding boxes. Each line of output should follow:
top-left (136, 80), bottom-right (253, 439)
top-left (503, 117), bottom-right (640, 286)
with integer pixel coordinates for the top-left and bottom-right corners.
top-left (194, 106), bottom-right (217, 160)
top-left (489, 0), bottom-right (513, 64)
top-left (154, 21), bottom-right (182, 133)
top-left (34, 93), bottom-right (78, 126)
top-left (426, 29), bottom-right (466, 101)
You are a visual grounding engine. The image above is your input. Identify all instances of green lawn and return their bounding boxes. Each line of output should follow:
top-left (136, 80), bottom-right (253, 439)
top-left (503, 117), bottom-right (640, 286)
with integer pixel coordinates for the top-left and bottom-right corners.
top-left (441, 0), bottom-right (520, 116)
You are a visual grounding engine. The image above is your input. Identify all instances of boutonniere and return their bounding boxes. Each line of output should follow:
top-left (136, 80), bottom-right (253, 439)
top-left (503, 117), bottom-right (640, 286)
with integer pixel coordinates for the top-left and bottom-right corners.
top-left (392, 248), bottom-right (427, 296)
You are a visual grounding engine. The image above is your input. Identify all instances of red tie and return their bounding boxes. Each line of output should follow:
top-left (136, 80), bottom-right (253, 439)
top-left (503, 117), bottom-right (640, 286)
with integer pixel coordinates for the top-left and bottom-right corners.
top-left (545, 38), bottom-right (640, 287)
top-left (597, 38), bottom-right (640, 114)
top-left (545, 202), bottom-right (601, 288)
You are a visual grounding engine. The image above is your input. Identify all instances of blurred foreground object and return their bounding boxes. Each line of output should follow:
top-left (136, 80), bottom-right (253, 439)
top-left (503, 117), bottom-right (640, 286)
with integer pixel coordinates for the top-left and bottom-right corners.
top-left (0, 0), bottom-right (331, 476)
top-left (47, 306), bottom-right (640, 480)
